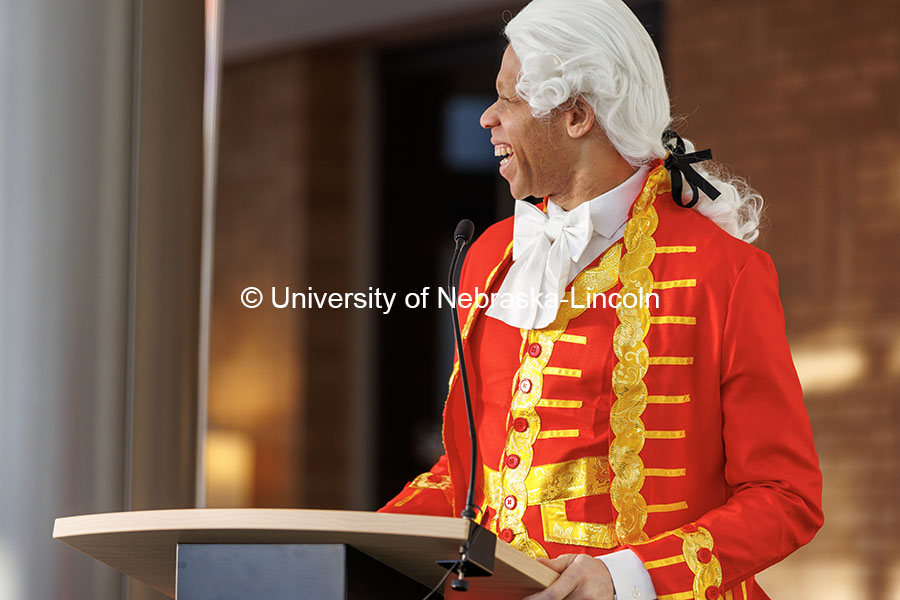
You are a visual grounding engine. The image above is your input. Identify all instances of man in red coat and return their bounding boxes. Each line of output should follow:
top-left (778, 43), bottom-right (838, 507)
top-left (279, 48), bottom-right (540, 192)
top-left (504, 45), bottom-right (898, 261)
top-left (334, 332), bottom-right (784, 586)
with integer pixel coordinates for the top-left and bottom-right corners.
top-left (380, 1), bottom-right (823, 599)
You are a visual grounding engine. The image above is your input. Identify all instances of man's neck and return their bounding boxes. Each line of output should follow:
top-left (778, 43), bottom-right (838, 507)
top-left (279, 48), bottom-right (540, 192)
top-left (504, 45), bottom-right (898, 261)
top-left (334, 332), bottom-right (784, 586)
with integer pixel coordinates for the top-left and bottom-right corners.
top-left (547, 148), bottom-right (637, 211)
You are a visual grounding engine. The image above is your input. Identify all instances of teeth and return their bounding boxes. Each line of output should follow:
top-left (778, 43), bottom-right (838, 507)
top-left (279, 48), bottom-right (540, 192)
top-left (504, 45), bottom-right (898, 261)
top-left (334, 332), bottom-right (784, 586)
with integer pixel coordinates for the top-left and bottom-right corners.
top-left (494, 145), bottom-right (513, 158)
top-left (500, 156), bottom-right (510, 166)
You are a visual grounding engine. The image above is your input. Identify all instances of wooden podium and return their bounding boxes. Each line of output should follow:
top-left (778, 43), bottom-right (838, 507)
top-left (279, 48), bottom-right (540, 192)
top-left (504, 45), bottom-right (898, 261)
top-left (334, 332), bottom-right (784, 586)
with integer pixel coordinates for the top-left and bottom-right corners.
top-left (53, 509), bottom-right (557, 599)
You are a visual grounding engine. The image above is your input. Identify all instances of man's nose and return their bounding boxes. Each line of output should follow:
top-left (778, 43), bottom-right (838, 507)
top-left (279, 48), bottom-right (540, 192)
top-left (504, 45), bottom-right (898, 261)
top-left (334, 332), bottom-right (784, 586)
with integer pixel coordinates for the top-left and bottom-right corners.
top-left (480, 102), bottom-right (499, 129)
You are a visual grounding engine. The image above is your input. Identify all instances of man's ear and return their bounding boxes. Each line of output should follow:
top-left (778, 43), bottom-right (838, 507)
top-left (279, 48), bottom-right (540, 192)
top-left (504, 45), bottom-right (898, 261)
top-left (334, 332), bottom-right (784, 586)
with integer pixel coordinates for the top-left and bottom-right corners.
top-left (565, 96), bottom-right (596, 139)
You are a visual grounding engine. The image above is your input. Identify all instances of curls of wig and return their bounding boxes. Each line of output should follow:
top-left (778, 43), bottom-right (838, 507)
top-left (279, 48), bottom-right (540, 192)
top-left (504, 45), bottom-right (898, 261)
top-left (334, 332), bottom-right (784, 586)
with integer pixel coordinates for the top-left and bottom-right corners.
top-left (504, 0), bottom-right (763, 243)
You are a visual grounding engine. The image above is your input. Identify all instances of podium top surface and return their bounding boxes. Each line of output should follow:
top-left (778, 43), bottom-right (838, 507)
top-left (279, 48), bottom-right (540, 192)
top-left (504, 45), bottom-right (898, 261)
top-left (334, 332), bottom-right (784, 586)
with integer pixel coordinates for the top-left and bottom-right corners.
top-left (53, 509), bottom-right (557, 598)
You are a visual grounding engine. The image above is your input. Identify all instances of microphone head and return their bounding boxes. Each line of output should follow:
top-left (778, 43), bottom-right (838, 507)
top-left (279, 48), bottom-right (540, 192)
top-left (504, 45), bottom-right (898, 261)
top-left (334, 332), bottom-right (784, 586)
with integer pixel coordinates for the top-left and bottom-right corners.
top-left (454, 219), bottom-right (475, 243)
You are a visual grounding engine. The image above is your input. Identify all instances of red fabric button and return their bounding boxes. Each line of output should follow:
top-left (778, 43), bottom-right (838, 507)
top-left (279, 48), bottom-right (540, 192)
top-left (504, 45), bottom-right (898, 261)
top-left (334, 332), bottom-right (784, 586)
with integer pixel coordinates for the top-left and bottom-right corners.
top-left (505, 454), bottom-right (521, 469)
top-left (512, 417), bottom-right (528, 432)
top-left (682, 523), bottom-right (698, 533)
top-left (500, 528), bottom-right (514, 543)
top-left (705, 585), bottom-right (720, 600)
top-left (518, 378), bottom-right (532, 393)
top-left (504, 495), bottom-right (517, 510)
top-left (697, 548), bottom-right (712, 563)
top-left (527, 343), bottom-right (542, 357)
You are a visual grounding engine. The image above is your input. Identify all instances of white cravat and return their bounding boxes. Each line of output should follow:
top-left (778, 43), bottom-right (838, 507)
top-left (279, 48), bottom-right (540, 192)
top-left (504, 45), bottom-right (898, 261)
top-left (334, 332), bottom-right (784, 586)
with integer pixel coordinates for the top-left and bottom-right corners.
top-left (484, 200), bottom-right (593, 329)
top-left (486, 165), bottom-right (650, 330)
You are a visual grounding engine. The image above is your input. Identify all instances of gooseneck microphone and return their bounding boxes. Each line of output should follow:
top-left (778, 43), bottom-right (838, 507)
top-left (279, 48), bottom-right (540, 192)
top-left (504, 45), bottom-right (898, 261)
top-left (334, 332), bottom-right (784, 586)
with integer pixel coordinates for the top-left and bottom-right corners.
top-left (453, 219), bottom-right (475, 245)
top-left (434, 219), bottom-right (496, 594)
top-left (448, 219), bottom-right (478, 521)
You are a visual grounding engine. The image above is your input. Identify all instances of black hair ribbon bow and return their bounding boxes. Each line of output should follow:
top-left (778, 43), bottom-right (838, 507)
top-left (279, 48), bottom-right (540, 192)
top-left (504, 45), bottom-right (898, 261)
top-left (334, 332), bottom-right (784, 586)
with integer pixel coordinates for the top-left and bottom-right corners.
top-left (662, 129), bottom-right (721, 208)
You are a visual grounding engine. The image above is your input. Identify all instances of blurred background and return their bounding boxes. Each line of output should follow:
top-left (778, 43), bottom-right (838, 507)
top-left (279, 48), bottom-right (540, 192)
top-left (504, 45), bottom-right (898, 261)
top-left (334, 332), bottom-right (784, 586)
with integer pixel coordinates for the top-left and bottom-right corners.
top-left (0, 0), bottom-right (898, 598)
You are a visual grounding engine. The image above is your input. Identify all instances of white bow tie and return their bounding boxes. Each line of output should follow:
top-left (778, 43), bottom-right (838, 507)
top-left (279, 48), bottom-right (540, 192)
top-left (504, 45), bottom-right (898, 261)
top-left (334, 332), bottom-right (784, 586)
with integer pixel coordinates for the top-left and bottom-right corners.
top-left (485, 200), bottom-right (593, 329)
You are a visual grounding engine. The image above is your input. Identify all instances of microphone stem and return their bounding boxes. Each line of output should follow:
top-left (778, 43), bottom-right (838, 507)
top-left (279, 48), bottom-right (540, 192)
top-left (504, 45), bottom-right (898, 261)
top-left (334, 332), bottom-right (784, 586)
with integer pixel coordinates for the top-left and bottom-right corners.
top-left (448, 237), bottom-right (477, 521)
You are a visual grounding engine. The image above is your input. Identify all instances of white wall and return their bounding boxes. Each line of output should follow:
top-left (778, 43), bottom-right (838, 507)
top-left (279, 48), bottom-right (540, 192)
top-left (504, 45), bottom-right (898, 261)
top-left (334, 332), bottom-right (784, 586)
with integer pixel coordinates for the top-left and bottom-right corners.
top-left (0, 1), bottom-right (134, 598)
top-left (0, 2), bottom-right (205, 598)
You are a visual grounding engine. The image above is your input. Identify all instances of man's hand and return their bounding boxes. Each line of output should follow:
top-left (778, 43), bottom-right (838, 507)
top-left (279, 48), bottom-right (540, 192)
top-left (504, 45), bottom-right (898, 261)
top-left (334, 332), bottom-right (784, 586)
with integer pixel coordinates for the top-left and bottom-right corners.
top-left (522, 553), bottom-right (615, 600)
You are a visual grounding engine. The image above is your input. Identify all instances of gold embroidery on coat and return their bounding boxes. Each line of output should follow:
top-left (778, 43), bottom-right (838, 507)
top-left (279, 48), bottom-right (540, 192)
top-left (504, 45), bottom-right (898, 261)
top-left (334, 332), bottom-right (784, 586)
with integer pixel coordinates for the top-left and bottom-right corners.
top-left (655, 278), bottom-right (696, 289)
top-left (558, 333), bottom-right (587, 344)
top-left (631, 527), bottom-right (678, 546)
top-left (404, 472), bottom-right (454, 506)
top-left (537, 399), bottom-right (583, 408)
top-left (536, 429), bottom-right (580, 439)
top-left (649, 316), bottom-right (696, 325)
top-left (409, 472), bottom-right (451, 490)
top-left (645, 468), bottom-right (687, 477)
top-left (541, 501), bottom-right (618, 549)
top-left (645, 429), bottom-right (686, 439)
top-left (647, 395), bottom-right (691, 404)
top-left (524, 538), bottom-right (550, 559)
top-left (610, 164), bottom-right (669, 544)
top-left (485, 455), bottom-right (609, 506)
top-left (675, 526), bottom-right (723, 600)
top-left (483, 467), bottom-right (502, 511)
top-left (543, 366), bottom-right (582, 377)
top-left (656, 245), bottom-right (696, 253)
top-left (528, 456), bottom-right (609, 502)
top-left (497, 244), bottom-right (621, 557)
top-left (649, 356), bottom-right (694, 365)
top-left (394, 489), bottom-right (421, 507)
top-left (535, 452), bottom-right (617, 549)
top-left (647, 501), bottom-right (689, 512)
top-left (518, 331), bottom-right (528, 361)
top-left (501, 336), bottom-right (551, 557)
top-left (644, 555), bottom-right (687, 569)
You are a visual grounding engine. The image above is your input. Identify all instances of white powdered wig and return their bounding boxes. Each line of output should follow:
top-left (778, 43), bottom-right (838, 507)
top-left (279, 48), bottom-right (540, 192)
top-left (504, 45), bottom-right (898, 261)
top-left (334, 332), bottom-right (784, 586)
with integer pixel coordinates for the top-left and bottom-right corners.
top-left (504, 0), bottom-right (763, 243)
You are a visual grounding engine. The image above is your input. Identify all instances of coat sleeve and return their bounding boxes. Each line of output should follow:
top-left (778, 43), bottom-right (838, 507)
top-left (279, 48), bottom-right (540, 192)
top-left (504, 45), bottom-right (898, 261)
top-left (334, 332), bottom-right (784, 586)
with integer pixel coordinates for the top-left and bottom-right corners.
top-left (377, 453), bottom-right (455, 516)
top-left (626, 252), bottom-right (824, 599)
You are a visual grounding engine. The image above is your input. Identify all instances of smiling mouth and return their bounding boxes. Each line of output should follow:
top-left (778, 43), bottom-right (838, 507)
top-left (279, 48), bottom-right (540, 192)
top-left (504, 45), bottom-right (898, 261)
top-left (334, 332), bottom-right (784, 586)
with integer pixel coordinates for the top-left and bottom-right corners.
top-left (494, 144), bottom-right (514, 166)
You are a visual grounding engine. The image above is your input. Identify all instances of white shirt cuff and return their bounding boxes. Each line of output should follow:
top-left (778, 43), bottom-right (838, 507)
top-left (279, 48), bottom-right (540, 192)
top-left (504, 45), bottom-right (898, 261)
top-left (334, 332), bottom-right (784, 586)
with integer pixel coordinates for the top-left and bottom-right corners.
top-left (597, 549), bottom-right (657, 600)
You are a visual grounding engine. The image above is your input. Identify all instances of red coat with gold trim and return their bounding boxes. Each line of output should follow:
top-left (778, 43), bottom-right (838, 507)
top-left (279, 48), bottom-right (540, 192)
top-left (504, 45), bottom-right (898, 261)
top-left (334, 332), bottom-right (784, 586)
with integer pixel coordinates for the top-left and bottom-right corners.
top-left (380, 166), bottom-right (823, 600)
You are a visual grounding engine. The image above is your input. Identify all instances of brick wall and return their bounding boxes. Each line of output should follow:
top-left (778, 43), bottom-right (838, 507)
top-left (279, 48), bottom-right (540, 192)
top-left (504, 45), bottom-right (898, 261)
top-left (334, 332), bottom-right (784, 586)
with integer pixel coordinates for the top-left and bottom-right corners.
top-left (301, 48), bottom-right (366, 508)
top-left (211, 54), bottom-right (308, 507)
top-left (665, 0), bottom-right (900, 596)
top-left (211, 47), bottom-right (368, 509)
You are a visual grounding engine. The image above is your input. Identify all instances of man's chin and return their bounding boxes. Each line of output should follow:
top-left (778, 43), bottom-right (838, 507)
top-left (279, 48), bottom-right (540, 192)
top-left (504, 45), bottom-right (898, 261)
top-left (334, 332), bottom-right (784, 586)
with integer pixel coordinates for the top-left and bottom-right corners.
top-left (512, 192), bottom-right (537, 202)
top-left (507, 180), bottom-right (538, 202)
top-left (509, 185), bottom-right (528, 201)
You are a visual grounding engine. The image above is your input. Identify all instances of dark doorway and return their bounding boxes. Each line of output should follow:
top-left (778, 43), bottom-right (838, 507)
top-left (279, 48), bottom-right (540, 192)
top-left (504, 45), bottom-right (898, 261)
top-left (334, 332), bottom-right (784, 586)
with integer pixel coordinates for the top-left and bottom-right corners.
top-left (374, 28), bottom-right (506, 506)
